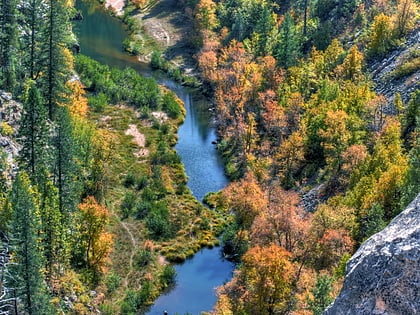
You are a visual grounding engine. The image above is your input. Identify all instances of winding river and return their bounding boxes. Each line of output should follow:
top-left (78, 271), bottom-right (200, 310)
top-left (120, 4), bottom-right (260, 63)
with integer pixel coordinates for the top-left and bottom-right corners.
top-left (74, 1), bottom-right (233, 314)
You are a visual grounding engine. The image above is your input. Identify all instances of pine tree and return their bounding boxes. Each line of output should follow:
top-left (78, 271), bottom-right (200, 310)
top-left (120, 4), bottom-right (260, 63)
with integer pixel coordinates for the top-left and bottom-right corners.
top-left (18, 0), bottom-right (48, 80)
top-left (8, 172), bottom-right (55, 315)
top-left (0, 0), bottom-right (18, 91)
top-left (38, 178), bottom-right (67, 280)
top-left (275, 13), bottom-right (301, 68)
top-left (42, 0), bottom-right (72, 120)
top-left (52, 105), bottom-right (78, 217)
top-left (18, 80), bottom-right (50, 183)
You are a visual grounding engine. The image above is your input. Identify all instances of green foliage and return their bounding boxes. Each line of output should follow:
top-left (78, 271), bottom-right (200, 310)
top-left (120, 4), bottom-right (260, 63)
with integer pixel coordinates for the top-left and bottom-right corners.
top-left (307, 274), bottom-right (334, 315)
top-left (18, 80), bottom-right (50, 182)
top-left (75, 54), bottom-right (160, 109)
top-left (275, 13), bottom-right (301, 68)
top-left (150, 50), bottom-right (165, 70)
top-left (358, 203), bottom-right (386, 241)
top-left (8, 172), bottom-right (56, 315)
top-left (160, 265), bottom-right (177, 288)
top-left (52, 105), bottom-right (79, 215)
top-left (41, 0), bottom-right (73, 120)
top-left (145, 201), bottom-right (173, 240)
top-left (88, 92), bottom-right (108, 112)
top-left (162, 91), bottom-right (183, 119)
top-left (135, 248), bottom-right (155, 267)
top-left (0, 0), bottom-right (18, 91)
top-left (121, 191), bottom-right (137, 219)
top-left (120, 283), bottom-right (153, 314)
top-left (105, 272), bottom-right (121, 294)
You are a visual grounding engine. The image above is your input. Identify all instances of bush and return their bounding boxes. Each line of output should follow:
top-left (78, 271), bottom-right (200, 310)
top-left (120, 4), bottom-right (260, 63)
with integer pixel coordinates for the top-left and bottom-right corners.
top-left (162, 92), bottom-right (182, 119)
top-left (136, 175), bottom-right (148, 190)
top-left (121, 191), bottom-right (137, 219)
top-left (105, 272), bottom-right (121, 294)
top-left (0, 122), bottom-right (14, 136)
top-left (135, 248), bottom-right (155, 267)
top-left (88, 92), bottom-right (108, 112)
top-left (136, 200), bottom-right (152, 219)
top-left (160, 265), bottom-right (176, 288)
top-left (145, 201), bottom-right (173, 240)
top-left (123, 173), bottom-right (137, 188)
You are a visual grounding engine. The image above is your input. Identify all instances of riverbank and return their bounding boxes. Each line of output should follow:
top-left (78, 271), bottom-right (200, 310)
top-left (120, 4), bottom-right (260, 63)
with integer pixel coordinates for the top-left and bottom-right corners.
top-left (74, 54), bottom-right (232, 314)
top-left (104, 0), bottom-right (200, 85)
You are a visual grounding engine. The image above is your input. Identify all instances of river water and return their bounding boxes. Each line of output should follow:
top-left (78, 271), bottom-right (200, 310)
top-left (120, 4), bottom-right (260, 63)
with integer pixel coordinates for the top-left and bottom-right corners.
top-left (74, 1), bottom-right (233, 314)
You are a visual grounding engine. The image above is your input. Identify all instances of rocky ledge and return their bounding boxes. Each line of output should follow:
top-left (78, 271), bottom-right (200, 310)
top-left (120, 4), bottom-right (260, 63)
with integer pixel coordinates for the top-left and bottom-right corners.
top-left (323, 194), bottom-right (420, 315)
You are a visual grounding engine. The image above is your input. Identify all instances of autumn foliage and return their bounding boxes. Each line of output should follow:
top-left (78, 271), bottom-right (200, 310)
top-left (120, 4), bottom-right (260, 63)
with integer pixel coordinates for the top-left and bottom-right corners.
top-left (78, 196), bottom-right (113, 274)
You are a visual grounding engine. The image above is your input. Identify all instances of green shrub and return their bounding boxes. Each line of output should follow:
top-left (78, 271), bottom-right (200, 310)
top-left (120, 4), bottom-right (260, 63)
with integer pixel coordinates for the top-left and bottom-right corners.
top-left (135, 248), bottom-right (155, 267)
top-left (160, 265), bottom-right (176, 288)
top-left (123, 173), bottom-right (137, 188)
top-left (136, 200), bottom-right (152, 219)
top-left (88, 92), bottom-right (108, 112)
top-left (136, 175), bottom-right (148, 190)
top-left (121, 191), bottom-right (137, 219)
top-left (105, 272), bottom-right (121, 294)
top-left (145, 201), bottom-right (173, 240)
top-left (162, 92), bottom-right (182, 119)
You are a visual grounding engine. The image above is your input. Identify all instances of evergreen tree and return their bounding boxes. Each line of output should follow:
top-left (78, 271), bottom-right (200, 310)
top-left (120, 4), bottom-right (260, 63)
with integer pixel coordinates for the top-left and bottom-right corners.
top-left (8, 172), bottom-right (55, 315)
top-left (41, 0), bottom-right (72, 120)
top-left (18, 80), bottom-right (50, 183)
top-left (38, 178), bottom-right (67, 280)
top-left (0, 0), bottom-right (18, 91)
top-left (275, 13), bottom-right (301, 68)
top-left (52, 105), bottom-right (78, 217)
top-left (18, 0), bottom-right (48, 80)
top-left (307, 274), bottom-right (334, 315)
top-left (252, 5), bottom-right (277, 57)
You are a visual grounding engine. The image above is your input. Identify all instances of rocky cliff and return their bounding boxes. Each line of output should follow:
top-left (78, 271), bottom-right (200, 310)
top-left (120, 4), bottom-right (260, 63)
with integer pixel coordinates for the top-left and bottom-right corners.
top-left (0, 91), bottom-right (21, 184)
top-left (323, 194), bottom-right (420, 315)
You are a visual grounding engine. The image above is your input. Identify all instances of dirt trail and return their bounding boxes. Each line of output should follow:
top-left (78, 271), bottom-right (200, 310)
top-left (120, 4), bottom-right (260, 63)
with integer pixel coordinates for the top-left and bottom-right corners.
top-left (119, 220), bottom-right (138, 288)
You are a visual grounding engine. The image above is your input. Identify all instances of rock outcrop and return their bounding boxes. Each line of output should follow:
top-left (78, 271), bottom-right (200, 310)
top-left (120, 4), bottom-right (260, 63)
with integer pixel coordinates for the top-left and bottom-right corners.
top-left (323, 194), bottom-right (420, 315)
top-left (369, 27), bottom-right (420, 109)
top-left (0, 91), bottom-right (22, 183)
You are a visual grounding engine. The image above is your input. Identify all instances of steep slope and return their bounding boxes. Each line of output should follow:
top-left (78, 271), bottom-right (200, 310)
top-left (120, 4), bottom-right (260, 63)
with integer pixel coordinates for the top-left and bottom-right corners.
top-left (323, 194), bottom-right (420, 315)
top-left (370, 27), bottom-right (420, 106)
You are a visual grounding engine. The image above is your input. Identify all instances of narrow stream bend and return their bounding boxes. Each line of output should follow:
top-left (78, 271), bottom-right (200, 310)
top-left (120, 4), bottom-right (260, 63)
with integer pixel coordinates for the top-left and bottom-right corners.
top-left (74, 1), bottom-right (233, 314)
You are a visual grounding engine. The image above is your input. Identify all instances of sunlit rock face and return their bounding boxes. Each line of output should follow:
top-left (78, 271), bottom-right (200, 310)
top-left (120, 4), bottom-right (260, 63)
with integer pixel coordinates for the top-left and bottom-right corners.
top-left (323, 194), bottom-right (420, 315)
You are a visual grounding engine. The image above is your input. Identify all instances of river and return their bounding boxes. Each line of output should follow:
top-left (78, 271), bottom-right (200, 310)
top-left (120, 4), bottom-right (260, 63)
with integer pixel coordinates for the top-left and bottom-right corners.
top-left (73, 1), bottom-right (233, 314)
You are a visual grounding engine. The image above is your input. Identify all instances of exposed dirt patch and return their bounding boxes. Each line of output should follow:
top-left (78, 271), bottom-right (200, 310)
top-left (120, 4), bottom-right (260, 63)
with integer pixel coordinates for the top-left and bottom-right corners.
top-left (105, 0), bottom-right (124, 15)
top-left (134, 0), bottom-right (197, 72)
top-left (151, 111), bottom-right (168, 123)
top-left (125, 124), bottom-right (149, 157)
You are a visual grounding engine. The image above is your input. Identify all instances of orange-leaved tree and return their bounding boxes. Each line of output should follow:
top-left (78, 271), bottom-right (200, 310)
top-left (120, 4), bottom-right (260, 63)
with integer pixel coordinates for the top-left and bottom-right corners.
top-left (215, 244), bottom-right (295, 314)
top-left (77, 196), bottom-right (113, 274)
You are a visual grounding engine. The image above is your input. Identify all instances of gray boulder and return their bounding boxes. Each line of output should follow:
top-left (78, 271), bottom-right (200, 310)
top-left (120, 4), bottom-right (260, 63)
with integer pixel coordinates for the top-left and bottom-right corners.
top-left (323, 194), bottom-right (420, 315)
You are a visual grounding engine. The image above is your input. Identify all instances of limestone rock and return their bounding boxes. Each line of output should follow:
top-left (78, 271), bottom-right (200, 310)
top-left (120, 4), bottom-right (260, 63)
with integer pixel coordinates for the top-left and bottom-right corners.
top-left (323, 194), bottom-right (420, 315)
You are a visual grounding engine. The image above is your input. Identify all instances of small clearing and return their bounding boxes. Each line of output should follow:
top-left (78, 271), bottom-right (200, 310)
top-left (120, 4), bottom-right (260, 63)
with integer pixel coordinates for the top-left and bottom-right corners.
top-left (125, 124), bottom-right (149, 157)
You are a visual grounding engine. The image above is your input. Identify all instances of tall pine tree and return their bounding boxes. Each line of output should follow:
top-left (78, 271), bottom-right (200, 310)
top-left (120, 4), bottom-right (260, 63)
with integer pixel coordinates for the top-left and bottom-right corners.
top-left (0, 0), bottom-right (18, 91)
top-left (18, 0), bottom-right (48, 80)
top-left (8, 172), bottom-right (55, 315)
top-left (52, 105), bottom-right (78, 217)
top-left (18, 80), bottom-right (50, 183)
top-left (42, 0), bottom-right (72, 120)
